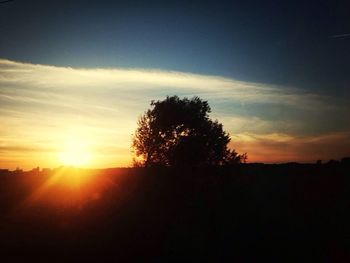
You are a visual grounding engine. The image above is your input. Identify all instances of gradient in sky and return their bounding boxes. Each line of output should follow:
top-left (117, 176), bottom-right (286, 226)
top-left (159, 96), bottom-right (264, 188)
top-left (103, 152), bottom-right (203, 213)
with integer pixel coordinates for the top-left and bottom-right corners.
top-left (0, 0), bottom-right (349, 169)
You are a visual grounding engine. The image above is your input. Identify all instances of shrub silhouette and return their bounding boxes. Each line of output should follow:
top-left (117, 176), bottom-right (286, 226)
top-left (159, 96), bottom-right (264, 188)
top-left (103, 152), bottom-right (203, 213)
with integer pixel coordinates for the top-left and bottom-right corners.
top-left (132, 95), bottom-right (245, 167)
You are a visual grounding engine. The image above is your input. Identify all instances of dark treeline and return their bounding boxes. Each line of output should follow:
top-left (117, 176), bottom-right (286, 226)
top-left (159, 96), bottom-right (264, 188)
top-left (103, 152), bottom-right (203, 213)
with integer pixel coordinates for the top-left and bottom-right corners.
top-left (0, 160), bottom-right (350, 262)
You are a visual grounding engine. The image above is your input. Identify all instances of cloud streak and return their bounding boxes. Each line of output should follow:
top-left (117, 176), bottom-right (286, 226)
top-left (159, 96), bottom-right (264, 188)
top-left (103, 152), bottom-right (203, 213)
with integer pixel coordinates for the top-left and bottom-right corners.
top-left (0, 58), bottom-right (349, 168)
top-left (330, 33), bottom-right (350, 39)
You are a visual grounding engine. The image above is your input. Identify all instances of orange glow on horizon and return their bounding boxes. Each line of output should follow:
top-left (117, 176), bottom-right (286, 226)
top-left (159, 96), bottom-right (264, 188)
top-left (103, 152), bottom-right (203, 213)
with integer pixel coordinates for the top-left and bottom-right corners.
top-left (0, 59), bottom-right (349, 169)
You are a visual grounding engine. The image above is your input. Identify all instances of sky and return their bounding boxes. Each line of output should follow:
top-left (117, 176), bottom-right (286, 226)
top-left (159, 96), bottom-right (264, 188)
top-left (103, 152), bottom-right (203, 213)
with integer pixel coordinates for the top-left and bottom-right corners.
top-left (0, 0), bottom-right (349, 169)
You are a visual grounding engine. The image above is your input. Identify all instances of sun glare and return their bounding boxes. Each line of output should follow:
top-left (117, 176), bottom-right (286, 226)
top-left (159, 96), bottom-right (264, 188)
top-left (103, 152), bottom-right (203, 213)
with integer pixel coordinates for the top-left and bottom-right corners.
top-left (59, 139), bottom-right (91, 167)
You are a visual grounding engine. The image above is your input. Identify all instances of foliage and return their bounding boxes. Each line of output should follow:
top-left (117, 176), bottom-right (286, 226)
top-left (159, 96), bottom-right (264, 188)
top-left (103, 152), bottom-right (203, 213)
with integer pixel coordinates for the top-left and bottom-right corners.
top-left (132, 96), bottom-right (246, 167)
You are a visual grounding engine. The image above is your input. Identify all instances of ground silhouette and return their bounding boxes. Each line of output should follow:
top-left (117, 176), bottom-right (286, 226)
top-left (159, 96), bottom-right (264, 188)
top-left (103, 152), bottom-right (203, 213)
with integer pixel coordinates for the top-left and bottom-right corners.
top-left (0, 160), bottom-right (349, 262)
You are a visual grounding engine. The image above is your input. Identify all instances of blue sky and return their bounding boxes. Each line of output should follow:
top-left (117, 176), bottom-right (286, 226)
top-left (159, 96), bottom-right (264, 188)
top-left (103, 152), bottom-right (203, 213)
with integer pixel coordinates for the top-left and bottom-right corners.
top-left (1, 0), bottom-right (349, 94)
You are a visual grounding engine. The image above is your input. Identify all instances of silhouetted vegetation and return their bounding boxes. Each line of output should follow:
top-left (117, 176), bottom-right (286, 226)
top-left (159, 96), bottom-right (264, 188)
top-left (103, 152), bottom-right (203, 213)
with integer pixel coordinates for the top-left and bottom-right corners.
top-left (0, 160), bottom-right (349, 262)
top-left (132, 96), bottom-right (245, 167)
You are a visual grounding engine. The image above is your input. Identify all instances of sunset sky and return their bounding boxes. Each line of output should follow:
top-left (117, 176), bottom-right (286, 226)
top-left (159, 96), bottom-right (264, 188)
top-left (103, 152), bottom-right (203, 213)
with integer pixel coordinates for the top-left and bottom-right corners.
top-left (0, 0), bottom-right (349, 169)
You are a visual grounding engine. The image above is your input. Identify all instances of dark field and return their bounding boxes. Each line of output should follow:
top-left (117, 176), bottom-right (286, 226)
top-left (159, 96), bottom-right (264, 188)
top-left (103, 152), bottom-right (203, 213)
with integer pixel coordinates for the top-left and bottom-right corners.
top-left (0, 163), bottom-right (349, 262)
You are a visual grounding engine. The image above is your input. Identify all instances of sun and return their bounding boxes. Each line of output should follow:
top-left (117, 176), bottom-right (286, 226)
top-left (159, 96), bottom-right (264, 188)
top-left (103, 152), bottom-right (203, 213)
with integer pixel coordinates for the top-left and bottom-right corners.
top-left (59, 139), bottom-right (91, 167)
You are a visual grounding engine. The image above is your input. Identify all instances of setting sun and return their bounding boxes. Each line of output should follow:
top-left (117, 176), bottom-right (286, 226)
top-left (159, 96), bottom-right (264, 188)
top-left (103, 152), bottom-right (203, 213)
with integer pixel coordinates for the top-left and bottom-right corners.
top-left (59, 139), bottom-right (91, 167)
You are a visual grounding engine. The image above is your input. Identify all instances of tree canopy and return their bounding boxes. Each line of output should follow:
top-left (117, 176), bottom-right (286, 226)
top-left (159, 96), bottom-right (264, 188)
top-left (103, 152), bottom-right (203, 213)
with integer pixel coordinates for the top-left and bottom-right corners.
top-left (132, 96), bottom-right (246, 167)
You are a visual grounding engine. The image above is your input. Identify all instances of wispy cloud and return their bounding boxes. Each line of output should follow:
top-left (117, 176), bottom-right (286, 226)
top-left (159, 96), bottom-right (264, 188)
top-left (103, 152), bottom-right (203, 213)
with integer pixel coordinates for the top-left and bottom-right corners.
top-left (330, 33), bottom-right (350, 39)
top-left (0, 58), bottom-right (349, 168)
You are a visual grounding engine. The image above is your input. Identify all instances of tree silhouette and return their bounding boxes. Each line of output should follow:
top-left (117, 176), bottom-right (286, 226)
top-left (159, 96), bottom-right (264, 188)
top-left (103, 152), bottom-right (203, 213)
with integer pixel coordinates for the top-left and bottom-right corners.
top-left (132, 96), bottom-right (245, 167)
